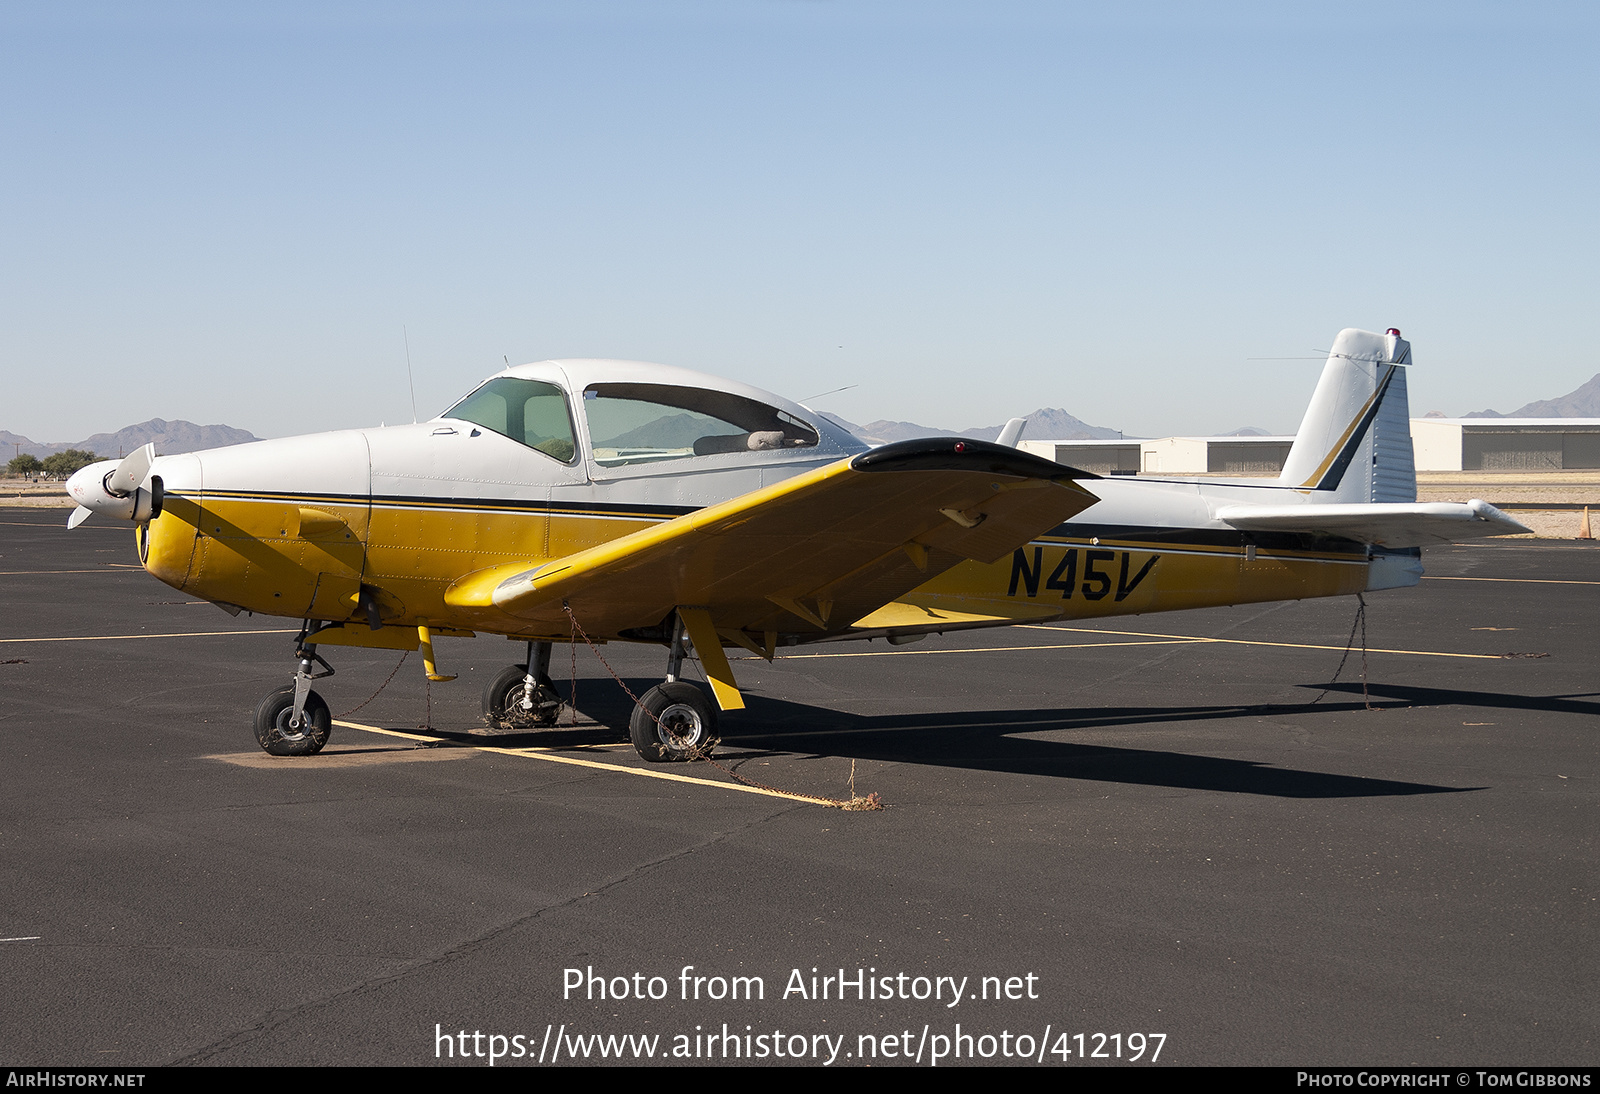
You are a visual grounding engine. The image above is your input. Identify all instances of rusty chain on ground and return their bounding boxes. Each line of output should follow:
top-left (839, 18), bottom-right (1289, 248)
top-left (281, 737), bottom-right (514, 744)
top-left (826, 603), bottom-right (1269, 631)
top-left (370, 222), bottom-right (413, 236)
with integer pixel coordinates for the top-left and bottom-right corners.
top-left (1310, 592), bottom-right (1374, 710)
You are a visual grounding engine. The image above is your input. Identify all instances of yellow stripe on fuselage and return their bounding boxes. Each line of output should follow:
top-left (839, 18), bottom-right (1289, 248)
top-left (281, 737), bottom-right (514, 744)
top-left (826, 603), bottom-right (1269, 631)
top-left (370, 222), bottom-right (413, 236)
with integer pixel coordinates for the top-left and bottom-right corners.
top-left (897, 536), bottom-right (1366, 626)
top-left (145, 490), bottom-right (666, 628)
top-left (143, 490), bottom-right (1371, 638)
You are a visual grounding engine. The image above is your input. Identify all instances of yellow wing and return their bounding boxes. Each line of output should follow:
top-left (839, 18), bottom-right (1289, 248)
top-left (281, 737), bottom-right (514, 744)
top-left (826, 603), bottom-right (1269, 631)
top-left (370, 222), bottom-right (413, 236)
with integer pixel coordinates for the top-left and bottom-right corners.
top-left (443, 440), bottom-right (1097, 643)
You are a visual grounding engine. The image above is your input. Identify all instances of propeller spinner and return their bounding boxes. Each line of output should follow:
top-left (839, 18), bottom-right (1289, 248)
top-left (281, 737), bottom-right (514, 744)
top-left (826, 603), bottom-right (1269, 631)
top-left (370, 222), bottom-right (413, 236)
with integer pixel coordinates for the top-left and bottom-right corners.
top-left (65, 443), bottom-right (161, 528)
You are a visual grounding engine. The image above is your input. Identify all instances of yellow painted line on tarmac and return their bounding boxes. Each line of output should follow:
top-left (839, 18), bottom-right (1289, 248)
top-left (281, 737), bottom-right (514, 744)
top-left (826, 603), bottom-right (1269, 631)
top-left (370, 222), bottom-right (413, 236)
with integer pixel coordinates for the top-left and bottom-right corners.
top-left (779, 630), bottom-right (1497, 661)
top-left (1018, 624), bottom-right (1502, 660)
top-left (1422, 575), bottom-right (1600, 586)
top-left (774, 639), bottom-right (1198, 660)
top-left (0, 629), bottom-right (299, 644)
top-left (0, 566), bottom-right (146, 574)
top-left (0, 519), bottom-right (121, 528)
top-left (332, 720), bottom-right (808, 803)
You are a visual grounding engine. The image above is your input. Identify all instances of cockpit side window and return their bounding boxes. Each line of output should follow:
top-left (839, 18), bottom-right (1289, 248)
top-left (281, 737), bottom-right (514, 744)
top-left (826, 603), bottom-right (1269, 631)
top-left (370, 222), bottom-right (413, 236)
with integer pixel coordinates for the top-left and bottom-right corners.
top-left (443, 377), bottom-right (578, 463)
top-left (583, 383), bottom-right (820, 467)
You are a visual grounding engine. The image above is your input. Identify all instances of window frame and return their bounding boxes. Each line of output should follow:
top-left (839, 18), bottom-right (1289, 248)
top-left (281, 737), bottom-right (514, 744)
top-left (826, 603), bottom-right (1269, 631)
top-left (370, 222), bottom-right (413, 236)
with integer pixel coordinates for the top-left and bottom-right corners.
top-left (440, 376), bottom-right (581, 466)
top-left (580, 382), bottom-right (820, 469)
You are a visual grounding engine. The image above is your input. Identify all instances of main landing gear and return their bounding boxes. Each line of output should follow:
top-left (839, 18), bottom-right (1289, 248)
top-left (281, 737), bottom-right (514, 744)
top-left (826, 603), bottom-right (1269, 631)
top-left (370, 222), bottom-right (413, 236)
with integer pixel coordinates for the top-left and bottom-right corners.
top-left (249, 621), bottom-right (719, 762)
top-left (482, 641), bottom-right (563, 729)
top-left (629, 614), bottom-right (717, 763)
top-left (254, 639), bottom-right (335, 756)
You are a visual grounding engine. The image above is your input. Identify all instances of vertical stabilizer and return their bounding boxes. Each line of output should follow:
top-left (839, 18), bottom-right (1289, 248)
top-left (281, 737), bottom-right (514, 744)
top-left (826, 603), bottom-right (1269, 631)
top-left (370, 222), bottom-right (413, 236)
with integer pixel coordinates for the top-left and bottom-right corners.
top-left (996, 417), bottom-right (1029, 448)
top-left (1278, 328), bottom-right (1416, 503)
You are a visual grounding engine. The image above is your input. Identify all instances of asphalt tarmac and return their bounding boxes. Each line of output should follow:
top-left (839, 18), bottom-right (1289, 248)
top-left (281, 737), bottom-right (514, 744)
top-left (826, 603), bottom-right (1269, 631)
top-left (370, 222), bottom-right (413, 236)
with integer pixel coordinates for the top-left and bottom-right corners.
top-left (1, 508), bottom-right (1594, 1067)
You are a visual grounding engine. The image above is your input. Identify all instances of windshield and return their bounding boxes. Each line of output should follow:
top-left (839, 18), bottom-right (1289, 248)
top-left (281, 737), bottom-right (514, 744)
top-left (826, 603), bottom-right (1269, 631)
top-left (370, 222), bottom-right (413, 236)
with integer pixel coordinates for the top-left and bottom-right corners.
top-left (583, 383), bottom-right (819, 467)
top-left (443, 377), bottom-right (578, 464)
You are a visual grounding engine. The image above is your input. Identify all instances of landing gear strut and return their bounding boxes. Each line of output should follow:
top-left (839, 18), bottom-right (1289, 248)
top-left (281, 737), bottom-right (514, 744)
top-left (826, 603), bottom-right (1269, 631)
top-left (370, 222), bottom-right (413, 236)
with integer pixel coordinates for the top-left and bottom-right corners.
top-left (254, 638), bottom-right (335, 756)
top-left (630, 614), bottom-right (717, 763)
top-left (482, 641), bottom-right (562, 729)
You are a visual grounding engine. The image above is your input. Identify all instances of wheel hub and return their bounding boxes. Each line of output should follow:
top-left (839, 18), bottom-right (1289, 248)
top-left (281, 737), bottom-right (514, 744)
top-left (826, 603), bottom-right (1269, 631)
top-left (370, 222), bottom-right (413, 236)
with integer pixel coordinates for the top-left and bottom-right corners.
top-left (656, 702), bottom-right (705, 749)
top-left (274, 707), bottom-right (311, 743)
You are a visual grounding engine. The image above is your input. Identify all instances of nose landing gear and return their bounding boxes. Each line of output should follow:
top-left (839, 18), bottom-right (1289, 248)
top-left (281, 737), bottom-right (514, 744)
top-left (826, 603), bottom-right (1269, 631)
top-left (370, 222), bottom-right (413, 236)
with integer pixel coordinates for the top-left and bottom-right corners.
top-left (253, 638), bottom-right (335, 756)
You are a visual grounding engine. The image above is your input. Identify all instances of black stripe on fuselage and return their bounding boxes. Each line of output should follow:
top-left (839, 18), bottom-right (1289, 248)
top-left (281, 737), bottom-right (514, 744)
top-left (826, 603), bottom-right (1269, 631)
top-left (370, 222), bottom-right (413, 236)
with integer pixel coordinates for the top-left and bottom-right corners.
top-left (1036, 522), bottom-right (1367, 556)
top-left (181, 488), bottom-right (696, 522)
top-left (173, 490), bottom-right (1364, 558)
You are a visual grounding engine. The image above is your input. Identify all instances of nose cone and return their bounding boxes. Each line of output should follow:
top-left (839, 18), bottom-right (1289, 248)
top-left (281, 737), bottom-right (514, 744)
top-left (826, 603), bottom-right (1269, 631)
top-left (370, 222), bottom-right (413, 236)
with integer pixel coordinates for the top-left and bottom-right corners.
top-left (65, 460), bottom-right (136, 520)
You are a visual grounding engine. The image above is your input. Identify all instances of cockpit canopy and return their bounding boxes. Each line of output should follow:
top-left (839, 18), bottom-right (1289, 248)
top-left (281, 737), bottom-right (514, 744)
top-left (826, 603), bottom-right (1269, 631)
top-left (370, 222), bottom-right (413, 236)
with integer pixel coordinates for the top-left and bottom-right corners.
top-left (441, 363), bottom-right (835, 468)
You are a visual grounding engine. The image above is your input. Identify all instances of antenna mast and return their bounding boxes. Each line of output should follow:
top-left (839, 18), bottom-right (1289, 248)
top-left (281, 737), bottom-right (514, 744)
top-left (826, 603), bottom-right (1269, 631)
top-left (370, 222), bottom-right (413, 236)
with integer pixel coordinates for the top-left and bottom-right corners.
top-left (403, 326), bottom-right (418, 424)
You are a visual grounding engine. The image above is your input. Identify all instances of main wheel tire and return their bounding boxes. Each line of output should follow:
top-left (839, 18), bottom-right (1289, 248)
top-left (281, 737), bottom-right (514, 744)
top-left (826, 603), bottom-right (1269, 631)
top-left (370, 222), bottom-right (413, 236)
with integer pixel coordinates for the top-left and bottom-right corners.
top-left (482, 664), bottom-right (561, 729)
top-left (253, 685), bottom-right (332, 756)
top-left (629, 681), bottom-right (717, 763)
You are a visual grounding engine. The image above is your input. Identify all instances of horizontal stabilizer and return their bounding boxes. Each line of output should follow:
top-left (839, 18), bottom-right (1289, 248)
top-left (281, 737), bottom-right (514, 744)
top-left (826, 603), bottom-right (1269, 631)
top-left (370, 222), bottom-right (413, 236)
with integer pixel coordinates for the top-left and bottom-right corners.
top-left (1215, 500), bottom-right (1530, 549)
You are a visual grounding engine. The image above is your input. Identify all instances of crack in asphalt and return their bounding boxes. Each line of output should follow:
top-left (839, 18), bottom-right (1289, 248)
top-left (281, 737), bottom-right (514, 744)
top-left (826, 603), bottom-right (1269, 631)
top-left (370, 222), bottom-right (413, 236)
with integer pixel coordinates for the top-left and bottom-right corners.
top-left (167, 802), bottom-right (803, 1065)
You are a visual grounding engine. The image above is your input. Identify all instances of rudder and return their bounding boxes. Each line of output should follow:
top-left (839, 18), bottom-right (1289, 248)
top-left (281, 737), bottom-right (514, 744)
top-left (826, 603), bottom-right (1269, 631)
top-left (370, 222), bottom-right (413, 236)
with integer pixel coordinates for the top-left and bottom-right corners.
top-left (1277, 328), bottom-right (1416, 504)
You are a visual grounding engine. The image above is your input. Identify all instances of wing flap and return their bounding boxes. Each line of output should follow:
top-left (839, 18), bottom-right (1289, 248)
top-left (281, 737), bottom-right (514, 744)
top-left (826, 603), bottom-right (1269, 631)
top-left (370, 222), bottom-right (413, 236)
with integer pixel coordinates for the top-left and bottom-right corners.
top-left (445, 440), bottom-right (1098, 636)
top-left (1215, 499), bottom-right (1530, 548)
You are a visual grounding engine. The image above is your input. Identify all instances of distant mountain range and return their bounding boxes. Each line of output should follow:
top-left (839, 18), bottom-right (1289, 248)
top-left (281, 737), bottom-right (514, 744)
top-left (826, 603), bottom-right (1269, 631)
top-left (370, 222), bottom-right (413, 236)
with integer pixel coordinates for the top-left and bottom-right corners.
top-left (1463, 372), bottom-right (1600, 418)
top-left (1, 419), bottom-right (260, 460)
top-left (1, 409), bottom-right (1273, 461)
top-left (818, 408), bottom-right (1273, 444)
top-left (16, 372), bottom-right (1597, 463)
top-left (822, 407), bottom-right (1129, 445)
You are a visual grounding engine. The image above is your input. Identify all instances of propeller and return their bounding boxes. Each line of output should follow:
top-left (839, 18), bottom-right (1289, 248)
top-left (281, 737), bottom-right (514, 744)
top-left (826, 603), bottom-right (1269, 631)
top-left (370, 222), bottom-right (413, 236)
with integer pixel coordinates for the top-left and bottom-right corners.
top-left (65, 443), bottom-right (160, 528)
top-left (105, 443), bottom-right (155, 498)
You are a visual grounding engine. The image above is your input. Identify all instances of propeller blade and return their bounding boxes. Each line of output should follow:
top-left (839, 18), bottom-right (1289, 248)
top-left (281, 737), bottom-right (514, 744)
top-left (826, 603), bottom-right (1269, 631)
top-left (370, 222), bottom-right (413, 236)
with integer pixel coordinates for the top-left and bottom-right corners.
top-left (67, 505), bottom-right (94, 529)
top-left (106, 443), bottom-right (156, 498)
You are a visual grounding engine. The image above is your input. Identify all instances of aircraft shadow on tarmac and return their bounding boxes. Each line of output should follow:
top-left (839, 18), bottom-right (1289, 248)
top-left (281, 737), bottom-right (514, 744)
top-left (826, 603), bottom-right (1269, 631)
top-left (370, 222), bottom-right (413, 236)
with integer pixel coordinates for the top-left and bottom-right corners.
top-left (1315, 681), bottom-right (1600, 717)
top-left (402, 676), bottom-right (1598, 799)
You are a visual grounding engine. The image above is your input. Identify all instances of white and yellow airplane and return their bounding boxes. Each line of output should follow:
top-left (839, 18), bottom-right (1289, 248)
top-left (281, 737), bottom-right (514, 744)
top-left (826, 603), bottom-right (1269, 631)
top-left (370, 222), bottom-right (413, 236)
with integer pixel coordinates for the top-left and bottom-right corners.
top-left (65, 327), bottom-right (1527, 761)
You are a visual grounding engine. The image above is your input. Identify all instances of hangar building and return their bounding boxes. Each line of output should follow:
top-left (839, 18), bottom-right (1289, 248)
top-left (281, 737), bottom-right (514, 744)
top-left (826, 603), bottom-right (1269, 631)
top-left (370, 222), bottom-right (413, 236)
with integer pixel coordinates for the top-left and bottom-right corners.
top-left (1019, 436), bottom-right (1294, 476)
top-left (1021, 421), bottom-right (1600, 476)
top-left (1409, 419), bottom-right (1600, 472)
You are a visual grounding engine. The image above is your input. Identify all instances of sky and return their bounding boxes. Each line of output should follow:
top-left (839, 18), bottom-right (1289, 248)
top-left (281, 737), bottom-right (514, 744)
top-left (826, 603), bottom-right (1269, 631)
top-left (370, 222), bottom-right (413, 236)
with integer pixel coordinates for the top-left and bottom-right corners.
top-left (2, 1), bottom-right (1596, 442)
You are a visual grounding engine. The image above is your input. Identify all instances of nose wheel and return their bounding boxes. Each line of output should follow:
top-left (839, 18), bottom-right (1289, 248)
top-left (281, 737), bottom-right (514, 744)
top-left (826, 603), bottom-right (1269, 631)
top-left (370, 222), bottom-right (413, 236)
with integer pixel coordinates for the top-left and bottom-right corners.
top-left (254, 685), bottom-right (332, 756)
top-left (252, 636), bottom-right (335, 756)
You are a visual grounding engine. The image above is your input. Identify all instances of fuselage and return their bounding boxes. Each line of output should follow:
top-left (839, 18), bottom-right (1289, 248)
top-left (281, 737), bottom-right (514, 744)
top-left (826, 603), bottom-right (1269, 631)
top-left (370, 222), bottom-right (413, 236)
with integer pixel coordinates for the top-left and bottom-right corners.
top-left (134, 358), bottom-right (1372, 644)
